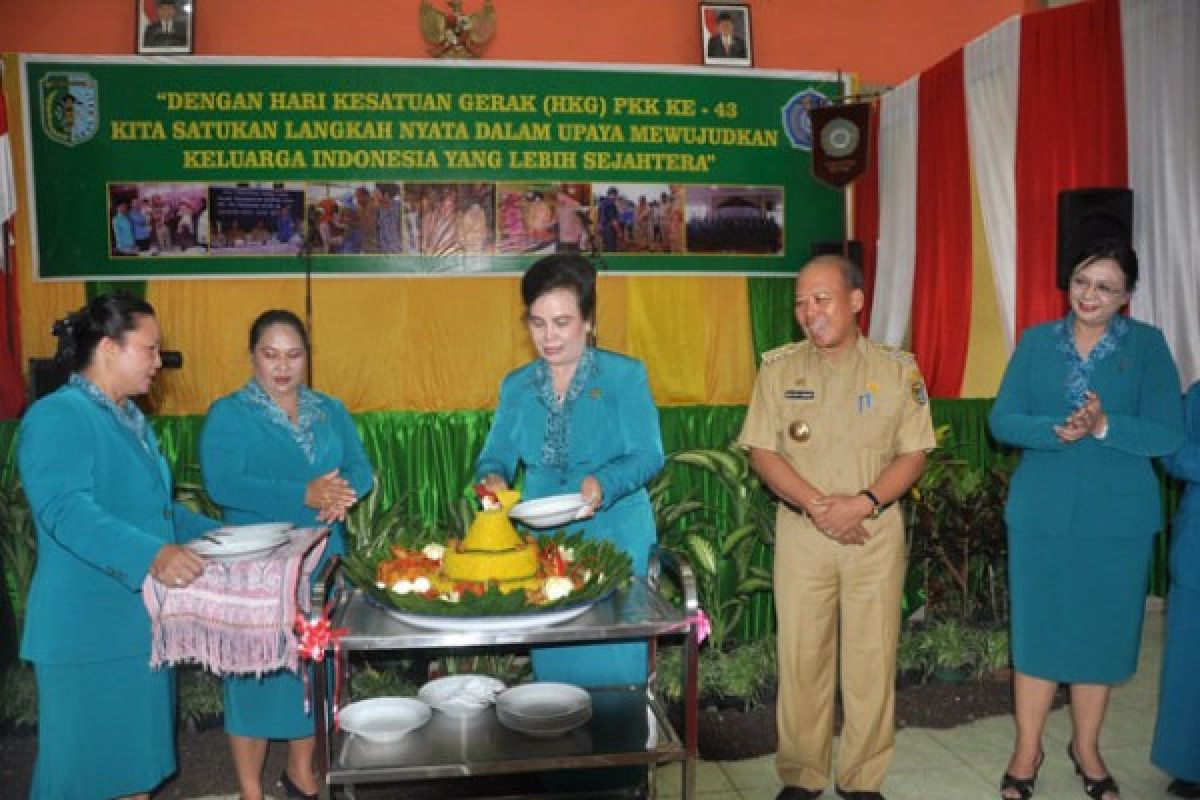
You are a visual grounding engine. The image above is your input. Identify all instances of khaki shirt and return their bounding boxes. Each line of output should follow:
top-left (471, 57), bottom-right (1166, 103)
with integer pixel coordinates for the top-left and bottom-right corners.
top-left (739, 335), bottom-right (936, 528)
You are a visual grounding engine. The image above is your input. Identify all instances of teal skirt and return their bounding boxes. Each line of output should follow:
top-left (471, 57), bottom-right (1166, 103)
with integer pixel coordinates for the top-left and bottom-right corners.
top-left (32, 657), bottom-right (175, 799)
top-left (1008, 528), bottom-right (1152, 684)
top-left (1152, 581), bottom-right (1200, 781)
top-left (224, 665), bottom-right (314, 739)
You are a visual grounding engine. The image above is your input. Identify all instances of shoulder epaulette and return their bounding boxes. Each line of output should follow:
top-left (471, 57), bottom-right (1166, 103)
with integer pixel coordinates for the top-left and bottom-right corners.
top-left (760, 342), bottom-right (805, 366)
top-left (877, 343), bottom-right (916, 366)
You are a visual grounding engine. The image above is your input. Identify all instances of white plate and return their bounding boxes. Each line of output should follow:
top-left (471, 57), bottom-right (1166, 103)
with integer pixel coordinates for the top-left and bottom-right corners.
top-left (214, 522), bottom-right (293, 540)
top-left (508, 493), bottom-right (589, 529)
top-left (496, 682), bottom-right (592, 738)
top-left (188, 538), bottom-right (285, 561)
top-left (383, 599), bottom-right (598, 632)
top-left (339, 697), bottom-right (431, 743)
top-left (417, 674), bottom-right (506, 717)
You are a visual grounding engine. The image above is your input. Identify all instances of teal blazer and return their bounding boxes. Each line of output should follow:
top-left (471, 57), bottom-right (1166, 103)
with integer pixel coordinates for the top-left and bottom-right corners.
top-left (18, 385), bottom-right (217, 664)
top-left (199, 389), bottom-right (374, 561)
top-left (475, 349), bottom-right (664, 572)
top-left (989, 317), bottom-right (1183, 538)
top-left (1163, 382), bottom-right (1200, 590)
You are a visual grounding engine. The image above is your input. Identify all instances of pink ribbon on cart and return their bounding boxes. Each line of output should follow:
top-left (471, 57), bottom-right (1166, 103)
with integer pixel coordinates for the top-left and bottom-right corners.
top-left (689, 609), bottom-right (711, 644)
top-left (294, 602), bottom-right (348, 727)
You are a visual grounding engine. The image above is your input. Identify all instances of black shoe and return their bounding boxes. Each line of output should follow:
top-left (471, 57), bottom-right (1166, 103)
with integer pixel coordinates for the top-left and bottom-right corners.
top-left (1000, 748), bottom-right (1045, 799)
top-left (1067, 741), bottom-right (1120, 800)
top-left (279, 769), bottom-right (319, 800)
top-left (835, 789), bottom-right (885, 800)
top-left (1168, 779), bottom-right (1200, 799)
top-left (776, 788), bottom-right (823, 800)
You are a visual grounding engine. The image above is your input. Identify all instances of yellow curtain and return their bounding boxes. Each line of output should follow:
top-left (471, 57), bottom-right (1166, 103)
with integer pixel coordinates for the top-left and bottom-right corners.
top-left (959, 167), bottom-right (1008, 398)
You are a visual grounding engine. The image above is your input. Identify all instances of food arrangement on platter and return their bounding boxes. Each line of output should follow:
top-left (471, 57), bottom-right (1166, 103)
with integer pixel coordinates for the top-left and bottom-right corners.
top-left (343, 485), bottom-right (632, 618)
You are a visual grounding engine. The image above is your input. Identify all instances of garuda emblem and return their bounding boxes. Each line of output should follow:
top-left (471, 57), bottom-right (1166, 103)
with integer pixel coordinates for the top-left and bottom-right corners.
top-left (419, 0), bottom-right (497, 59)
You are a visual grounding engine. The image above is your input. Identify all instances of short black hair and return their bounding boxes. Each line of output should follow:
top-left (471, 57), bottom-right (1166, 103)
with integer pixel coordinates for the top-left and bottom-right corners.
top-left (249, 309), bottom-right (310, 354)
top-left (52, 292), bottom-right (155, 372)
top-left (1071, 238), bottom-right (1138, 292)
top-left (521, 254), bottom-right (597, 322)
top-left (718, 11), bottom-right (734, 22)
top-left (803, 253), bottom-right (864, 291)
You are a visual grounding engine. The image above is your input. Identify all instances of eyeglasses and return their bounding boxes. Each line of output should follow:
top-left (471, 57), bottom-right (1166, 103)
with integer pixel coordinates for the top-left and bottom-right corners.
top-left (1069, 275), bottom-right (1126, 300)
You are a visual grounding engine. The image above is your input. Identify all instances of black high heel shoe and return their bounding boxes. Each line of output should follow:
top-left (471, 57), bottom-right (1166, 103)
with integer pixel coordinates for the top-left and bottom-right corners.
top-left (1067, 741), bottom-right (1120, 800)
top-left (999, 748), bottom-right (1044, 800)
top-left (279, 769), bottom-right (319, 800)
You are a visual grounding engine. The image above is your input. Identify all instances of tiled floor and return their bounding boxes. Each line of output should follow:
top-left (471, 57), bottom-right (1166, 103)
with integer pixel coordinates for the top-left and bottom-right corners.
top-left (194, 606), bottom-right (1173, 800)
top-left (654, 604), bottom-right (1173, 800)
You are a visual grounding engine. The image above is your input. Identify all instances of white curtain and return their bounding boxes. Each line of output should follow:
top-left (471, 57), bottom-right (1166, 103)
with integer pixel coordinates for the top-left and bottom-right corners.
top-left (965, 15), bottom-right (1021, 352)
top-left (1122, 0), bottom-right (1200, 388)
top-left (869, 77), bottom-right (919, 346)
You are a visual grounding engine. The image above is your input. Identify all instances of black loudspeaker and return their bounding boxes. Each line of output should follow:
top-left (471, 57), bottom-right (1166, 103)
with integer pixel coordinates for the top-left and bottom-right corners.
top-left (1056, 188), bottom-right (1133, 290)
top-left (28, 358), bottom-right (69, 403)
top-left (811, 239), bottom-right (864, 268)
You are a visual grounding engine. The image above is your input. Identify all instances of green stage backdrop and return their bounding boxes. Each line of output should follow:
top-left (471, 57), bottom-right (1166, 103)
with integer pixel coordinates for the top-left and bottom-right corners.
top-left (21, 56), bottom-right (845, 279)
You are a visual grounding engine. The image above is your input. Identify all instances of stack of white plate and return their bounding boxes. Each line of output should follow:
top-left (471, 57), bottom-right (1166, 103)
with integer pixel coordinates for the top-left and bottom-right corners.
top-left (496, 682), bottom-right (592, 738)
top-left (188, 522), bottom-right (292, 561)
top-left (338, 697), bottom-right (431, 743)
top-left (417, 674), bottom-right (505, 718)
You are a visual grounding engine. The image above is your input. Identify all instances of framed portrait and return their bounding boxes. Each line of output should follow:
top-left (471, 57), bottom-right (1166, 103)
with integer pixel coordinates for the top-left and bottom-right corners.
top-left (700, 3), bottom-right (752, 67)
top-left (136, 0), bottom-right (194, 55)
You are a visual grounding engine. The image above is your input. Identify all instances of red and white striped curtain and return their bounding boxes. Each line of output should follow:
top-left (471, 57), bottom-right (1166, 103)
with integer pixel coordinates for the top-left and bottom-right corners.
top-left (1, 79), bottom-right (26, 419)
top-left (860, 0), bottom-right (1200, 396)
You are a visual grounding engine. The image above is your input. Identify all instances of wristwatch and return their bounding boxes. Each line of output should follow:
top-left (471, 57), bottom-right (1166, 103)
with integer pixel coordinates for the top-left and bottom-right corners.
top-left (859, 489), bottom-right (883, 519)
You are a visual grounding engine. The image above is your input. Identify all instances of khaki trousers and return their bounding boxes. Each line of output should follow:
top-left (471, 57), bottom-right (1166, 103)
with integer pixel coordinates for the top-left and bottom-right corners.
top-left (773, 510), bottom-right (906, 791)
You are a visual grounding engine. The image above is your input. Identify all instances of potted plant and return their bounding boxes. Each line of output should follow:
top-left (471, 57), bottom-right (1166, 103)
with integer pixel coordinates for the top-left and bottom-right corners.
top-left (924, 618), bottom-right (974, 683)
top-left (655, 636), bottom-right (779, 760)
top-left (650, 444), bottom-right (775, 653)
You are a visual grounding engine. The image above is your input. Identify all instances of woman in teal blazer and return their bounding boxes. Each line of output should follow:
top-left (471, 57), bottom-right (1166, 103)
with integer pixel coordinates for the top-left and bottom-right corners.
top-left (989, 241), bottom-right (1183, 800)
top-left (476, 254), bottom-right (665, 688)
top-left (1152, 381), bottom-right (1200, 798)
top-left (19, 294), bottom-right (216, 799)
top-left (200, 309), bottom-right (373, 800)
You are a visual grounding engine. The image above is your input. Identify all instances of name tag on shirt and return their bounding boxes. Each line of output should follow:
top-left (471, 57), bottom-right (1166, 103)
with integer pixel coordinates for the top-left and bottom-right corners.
top-left (784, 389), bottom-right (815, 400)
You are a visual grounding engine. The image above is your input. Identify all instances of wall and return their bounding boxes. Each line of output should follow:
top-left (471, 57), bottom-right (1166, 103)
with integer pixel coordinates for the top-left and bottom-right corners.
top-left (1, 0), bottom-right (1034, 86)
top-left (1, 0), bottom-right (1034, 410)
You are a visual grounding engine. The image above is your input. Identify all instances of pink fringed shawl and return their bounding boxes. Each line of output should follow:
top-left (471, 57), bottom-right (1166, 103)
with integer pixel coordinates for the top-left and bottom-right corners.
top-left (143, 527), bottom-right (328, 676)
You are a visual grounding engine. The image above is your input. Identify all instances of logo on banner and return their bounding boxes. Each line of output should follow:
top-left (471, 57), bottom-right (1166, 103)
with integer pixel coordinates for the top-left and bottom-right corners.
top-left (781, 89), bottom-right (830, 152)
top-left (39, 72), bottom-right (99, 147)
top-left (810, 102), bottom-right (871, 188)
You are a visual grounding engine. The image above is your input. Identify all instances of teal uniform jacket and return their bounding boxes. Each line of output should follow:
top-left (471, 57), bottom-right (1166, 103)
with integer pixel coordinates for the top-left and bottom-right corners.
top-left (19, 384), bottom-right (217, 664)
top-left (199, 386), bottom-right (373, 739)
top-left (990, 317), bottom-right (1183, 539)
top-left (1152, 381), bottom-right (1200, 781)
top-left (475, 349), bottom-right (664, 688)
top-left (475, 349), bottom-right (664, 573)
top-left (199, 389), bottom-right (374, 563)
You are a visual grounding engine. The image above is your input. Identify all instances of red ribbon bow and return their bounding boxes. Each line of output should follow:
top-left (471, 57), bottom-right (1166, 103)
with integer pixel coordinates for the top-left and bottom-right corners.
top-left (294, 602), bottom-right (349, 726)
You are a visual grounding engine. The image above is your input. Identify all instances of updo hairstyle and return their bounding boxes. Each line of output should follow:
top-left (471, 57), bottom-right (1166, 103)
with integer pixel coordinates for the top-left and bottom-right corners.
top-left (248, 309), bottom-right (310, 354)
top-left (51, 293), bottom-right (155, 372)
top-left (1071, 238), bottom-right (1139, 293)
top-left (520, 254), bottom-right (597, 323)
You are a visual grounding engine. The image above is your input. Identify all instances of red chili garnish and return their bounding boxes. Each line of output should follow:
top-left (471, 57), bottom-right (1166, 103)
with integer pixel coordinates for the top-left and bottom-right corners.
top-left (473, 483), bottom-right (499, 507)
top-left (541, 544), bottom-right (566, 577)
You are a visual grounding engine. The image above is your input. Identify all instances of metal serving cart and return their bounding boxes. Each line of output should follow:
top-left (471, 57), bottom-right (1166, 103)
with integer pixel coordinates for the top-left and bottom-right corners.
top-left (311, 551), bottom-right (700, 799)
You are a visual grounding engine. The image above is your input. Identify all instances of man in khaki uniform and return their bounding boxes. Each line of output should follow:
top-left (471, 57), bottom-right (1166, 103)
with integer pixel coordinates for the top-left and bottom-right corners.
top-left (739, 255), bottom-right (935, 800)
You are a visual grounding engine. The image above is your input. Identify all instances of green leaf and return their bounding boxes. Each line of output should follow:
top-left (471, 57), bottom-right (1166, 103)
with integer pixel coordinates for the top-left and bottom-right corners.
top-left (734, 577), bottom-right (772, 594)
top-left (719, 523), bottom-right (759, 557)
top-left (685, 533), bottom-right (718, 575)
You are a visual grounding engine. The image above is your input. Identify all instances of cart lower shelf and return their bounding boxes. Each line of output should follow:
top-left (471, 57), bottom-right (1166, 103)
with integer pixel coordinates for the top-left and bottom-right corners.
top-left (328, 688), bottom-right (685, 786)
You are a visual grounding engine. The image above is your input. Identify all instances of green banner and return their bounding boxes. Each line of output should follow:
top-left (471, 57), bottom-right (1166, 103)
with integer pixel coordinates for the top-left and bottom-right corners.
top-left (22, 56), bottom-right (845, 279)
